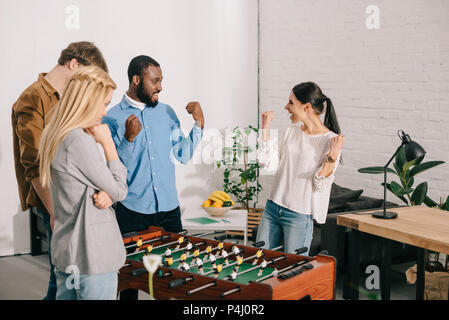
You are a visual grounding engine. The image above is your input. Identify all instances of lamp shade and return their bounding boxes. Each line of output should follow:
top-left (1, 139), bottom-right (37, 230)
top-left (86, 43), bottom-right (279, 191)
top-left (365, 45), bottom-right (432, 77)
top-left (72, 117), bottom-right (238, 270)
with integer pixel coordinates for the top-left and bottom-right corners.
top-left (404, 140), bottom-right (426, 162)
top-left (399, 130), bottom-right (426, 162)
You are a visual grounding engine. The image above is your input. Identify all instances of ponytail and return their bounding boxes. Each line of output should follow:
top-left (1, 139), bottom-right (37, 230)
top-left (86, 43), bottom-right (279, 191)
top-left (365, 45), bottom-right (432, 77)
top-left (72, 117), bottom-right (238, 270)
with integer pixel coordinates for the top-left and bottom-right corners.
top-left (323, 96), bottom-right (341, 135)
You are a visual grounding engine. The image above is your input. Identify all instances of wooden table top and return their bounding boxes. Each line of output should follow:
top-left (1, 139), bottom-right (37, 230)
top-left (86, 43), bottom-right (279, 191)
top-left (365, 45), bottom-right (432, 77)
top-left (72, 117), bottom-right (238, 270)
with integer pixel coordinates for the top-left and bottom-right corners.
top-left (337, 206), bottom-right (449, 254)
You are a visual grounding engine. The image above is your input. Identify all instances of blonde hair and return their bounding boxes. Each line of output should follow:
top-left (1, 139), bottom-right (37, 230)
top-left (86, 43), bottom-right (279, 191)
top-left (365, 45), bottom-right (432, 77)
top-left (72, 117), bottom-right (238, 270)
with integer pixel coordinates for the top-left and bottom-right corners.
top-left (39, 66), bottom-right (117, 187)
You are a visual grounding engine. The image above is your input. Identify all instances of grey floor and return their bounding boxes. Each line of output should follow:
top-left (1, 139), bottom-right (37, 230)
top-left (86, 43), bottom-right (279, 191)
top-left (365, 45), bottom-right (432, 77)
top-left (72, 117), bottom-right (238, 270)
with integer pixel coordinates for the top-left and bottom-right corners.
top-left (0, 236), bottom-right (417, 300)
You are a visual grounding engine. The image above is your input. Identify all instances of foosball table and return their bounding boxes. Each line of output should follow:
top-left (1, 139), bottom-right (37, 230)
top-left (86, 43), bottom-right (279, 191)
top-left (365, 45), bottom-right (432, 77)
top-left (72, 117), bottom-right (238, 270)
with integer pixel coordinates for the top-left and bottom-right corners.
top-left (118, 226), bottom-right (336, 300)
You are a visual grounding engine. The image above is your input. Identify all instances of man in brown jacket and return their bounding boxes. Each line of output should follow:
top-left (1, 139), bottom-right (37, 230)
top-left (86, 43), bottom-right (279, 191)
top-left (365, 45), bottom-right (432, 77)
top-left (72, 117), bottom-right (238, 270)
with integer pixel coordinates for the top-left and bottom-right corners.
top-left (11, 41), bottom-right (108, 300)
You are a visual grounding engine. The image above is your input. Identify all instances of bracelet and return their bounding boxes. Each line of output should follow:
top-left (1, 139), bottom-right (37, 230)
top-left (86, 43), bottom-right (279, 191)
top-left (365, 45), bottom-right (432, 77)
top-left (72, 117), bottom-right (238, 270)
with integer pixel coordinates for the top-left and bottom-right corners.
top-left (325, 154), bottom-right (336, 163)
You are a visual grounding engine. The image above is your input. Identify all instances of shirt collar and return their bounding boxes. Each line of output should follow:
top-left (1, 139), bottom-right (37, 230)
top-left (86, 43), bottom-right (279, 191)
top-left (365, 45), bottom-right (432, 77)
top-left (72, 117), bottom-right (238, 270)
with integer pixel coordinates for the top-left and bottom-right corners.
top-left (38, 73), bottom-right (59, 98)
top-left (123, 93), bottom-right (146, 111)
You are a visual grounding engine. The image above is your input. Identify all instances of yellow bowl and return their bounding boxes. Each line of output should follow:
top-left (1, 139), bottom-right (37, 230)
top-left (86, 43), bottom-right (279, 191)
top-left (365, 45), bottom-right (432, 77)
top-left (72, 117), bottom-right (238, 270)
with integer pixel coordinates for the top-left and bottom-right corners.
top-left (202, 206), bottom-right (232, 217)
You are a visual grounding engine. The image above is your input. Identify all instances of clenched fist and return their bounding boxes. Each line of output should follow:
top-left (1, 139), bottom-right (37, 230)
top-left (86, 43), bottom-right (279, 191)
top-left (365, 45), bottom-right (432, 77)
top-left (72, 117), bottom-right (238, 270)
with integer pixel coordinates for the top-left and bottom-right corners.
top-left (186, 101), bottom-right (204, 129)
top-left (93, 190), bottom-right (113, 209)
top-left (124, 114), bottom-right (142, 142)
top-left (262, 111), bottom-right (274, 129)
top-left (329, 134), bottom-right (346, 159)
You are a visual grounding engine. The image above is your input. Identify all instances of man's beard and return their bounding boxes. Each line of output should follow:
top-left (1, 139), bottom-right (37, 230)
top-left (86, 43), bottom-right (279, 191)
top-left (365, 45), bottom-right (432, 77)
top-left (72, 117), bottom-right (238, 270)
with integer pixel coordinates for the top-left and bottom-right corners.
top-left (136, 82), bottom-right (158, 107)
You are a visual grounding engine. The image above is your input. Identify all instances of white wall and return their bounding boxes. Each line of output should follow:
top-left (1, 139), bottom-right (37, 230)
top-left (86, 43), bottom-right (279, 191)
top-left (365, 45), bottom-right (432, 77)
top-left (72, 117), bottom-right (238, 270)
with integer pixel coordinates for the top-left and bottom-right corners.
top-left (0, 0), bottom-right (258, 256)
top-left (258, 0), bottom-right (449, 207)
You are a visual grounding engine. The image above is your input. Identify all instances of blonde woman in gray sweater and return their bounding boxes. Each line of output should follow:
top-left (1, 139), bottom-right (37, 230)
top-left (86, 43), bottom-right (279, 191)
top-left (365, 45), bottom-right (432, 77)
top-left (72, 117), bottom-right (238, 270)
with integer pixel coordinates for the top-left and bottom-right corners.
top-left (257, 82), bottom-right (346, 255)
top-left (39, 66), bottom-right (128, 299)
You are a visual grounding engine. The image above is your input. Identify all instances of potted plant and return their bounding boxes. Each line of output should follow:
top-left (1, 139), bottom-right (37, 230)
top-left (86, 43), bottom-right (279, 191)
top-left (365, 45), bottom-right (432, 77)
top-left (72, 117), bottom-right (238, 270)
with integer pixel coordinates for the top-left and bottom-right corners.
top-left (216, 125), bottom-right (263, 238)
top-left (358, 146), bottom-right (446, 271)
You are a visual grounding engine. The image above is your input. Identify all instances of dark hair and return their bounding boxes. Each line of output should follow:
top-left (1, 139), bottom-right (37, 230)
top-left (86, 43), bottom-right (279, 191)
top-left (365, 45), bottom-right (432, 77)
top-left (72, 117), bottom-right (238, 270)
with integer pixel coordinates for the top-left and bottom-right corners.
top-left (58, 41), bottom-right (108, 73)
top-left (127, 55), bottom-right (160, 83)
top-left (292, 82), bottom-right (341, 135)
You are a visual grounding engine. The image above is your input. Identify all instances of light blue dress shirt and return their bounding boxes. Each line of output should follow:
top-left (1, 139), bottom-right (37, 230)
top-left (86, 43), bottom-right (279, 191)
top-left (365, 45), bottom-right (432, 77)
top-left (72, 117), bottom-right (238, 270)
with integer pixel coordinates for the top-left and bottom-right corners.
top-left (103, 95), bottom-right (203, 214)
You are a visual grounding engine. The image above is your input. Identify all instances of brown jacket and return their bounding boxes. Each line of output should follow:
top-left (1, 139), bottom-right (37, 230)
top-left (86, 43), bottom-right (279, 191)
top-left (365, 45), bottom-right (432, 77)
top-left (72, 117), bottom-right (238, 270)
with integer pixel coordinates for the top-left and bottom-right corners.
top-left (11, 73), bottom-right (60, 212)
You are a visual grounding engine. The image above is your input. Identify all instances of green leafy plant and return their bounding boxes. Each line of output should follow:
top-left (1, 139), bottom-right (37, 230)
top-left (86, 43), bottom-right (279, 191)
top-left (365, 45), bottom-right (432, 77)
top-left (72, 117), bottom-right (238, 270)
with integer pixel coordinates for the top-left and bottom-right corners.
top-left (359, 148), bottom-right (447, 272)
top-left (358, 146), bottom-right (445, 206)
top-left (216, 126), bottom-right (263, 211)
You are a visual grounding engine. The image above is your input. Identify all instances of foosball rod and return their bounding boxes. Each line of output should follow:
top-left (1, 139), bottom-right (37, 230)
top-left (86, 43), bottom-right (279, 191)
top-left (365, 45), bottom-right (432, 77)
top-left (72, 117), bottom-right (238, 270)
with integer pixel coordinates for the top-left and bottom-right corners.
top-left (223, 255), bottom-right (286, 281)
top-left (255, 259), bottom-right (311, 283)
top-left (201, 244), bottom-right (282, 278)
top-left (168, 246), bottom-right (247, 288)
top-left (125, 234), bottom-right (172, 250)
top-left (187, 255), bottom-right (286, 296)
top-left (126, 236), bottom-right (205, 258)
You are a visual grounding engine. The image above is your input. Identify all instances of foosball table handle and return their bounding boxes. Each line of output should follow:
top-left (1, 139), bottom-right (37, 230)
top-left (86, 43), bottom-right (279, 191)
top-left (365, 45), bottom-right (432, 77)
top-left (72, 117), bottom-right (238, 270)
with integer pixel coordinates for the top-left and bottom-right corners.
top-left (252, 241), bottom-right (265, 248)
top-left (295, 247), bottom-right (308, 255)
top-left (220, 286), bottom-right (241, 298)
top-left (131, 268), bottom-right (147, 277)
top-left (168, 276), bottom-right (194, 288)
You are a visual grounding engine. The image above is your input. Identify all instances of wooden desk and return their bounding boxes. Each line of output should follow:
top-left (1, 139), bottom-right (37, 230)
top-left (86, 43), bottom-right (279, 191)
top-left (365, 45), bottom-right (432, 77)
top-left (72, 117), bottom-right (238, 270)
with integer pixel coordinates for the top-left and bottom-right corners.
top-left (337, 206), bottom-right (449, 300)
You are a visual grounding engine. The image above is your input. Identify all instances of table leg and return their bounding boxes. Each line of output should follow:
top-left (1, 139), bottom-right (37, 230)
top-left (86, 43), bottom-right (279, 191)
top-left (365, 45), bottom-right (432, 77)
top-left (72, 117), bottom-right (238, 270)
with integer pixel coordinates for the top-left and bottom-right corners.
top-left (416, 247), bottom-right (425, 300)
top-left (380, 238), bottom-right (392, 300)
top-left (343, 229), bottom-right (360, 300)
top-left (244, 226), bottom-right (248, 245)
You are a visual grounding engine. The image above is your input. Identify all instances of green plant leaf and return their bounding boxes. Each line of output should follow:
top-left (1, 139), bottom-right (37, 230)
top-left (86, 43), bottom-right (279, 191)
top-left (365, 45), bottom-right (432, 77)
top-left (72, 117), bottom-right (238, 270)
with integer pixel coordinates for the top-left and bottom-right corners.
top-left (390, 181), bottom-right (413, 195)
top-left (382, 183), bottom-right (409, 205)
top-left (402, 154), bottom-right (425, 173)
top-left (410, 161), bottom-right (445, 177)
top-left (411, 182), bottom-right (428, 205)
top-left (441, 196), bottom-right (449, 211)
top-left (423, 196), bottom-right (438, 208)
top-left (404, 170), bottom-right (414, 188)
top-left (358, 167), bottom-right (396, 174)
top-left (394, 146), bottom-right (406, 174)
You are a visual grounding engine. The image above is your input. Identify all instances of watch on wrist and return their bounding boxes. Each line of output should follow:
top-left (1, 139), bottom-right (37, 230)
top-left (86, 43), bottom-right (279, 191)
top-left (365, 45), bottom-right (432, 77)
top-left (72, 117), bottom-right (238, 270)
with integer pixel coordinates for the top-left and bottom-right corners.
top-left (326, 154), bottom-right (336, 163)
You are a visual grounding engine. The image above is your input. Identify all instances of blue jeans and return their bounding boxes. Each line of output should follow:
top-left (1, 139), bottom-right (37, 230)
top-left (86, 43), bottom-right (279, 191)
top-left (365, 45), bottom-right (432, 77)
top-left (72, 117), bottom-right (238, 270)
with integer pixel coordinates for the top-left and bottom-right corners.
top-left (55, 269), bottom-right (118, 300)
top-left (32, 207), bottom-right (57, 300)
top-left (256, 200), bottom-right (314, 255)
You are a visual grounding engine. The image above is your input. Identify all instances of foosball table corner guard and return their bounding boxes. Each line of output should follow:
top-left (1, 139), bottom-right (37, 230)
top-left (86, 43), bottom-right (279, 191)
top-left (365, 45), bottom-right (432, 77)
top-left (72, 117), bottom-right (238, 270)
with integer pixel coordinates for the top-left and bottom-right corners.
top-left (118, 226), bottom-right (337, 300)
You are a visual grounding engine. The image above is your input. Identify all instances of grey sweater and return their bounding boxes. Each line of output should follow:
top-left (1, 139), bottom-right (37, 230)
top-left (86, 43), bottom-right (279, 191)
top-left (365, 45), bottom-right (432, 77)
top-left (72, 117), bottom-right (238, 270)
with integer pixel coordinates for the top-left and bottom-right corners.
top-left (50, 128), bottom-right (128, 275)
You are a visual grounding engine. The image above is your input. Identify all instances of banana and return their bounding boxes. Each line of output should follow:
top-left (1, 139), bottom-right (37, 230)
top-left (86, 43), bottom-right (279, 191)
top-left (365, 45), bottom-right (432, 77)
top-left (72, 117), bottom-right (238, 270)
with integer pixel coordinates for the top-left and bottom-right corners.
top-left (208, 195), bottom-right (223, 206)
top-left (210, 192), bottom-right (228, 202)
top-left (213, 191), bottom-right (231, 200)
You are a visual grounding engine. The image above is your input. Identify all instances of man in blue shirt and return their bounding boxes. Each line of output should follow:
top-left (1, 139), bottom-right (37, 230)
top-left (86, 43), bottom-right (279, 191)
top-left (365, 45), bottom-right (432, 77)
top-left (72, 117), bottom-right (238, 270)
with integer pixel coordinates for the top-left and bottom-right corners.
top-left (103, 55), bottom-right (204, 235)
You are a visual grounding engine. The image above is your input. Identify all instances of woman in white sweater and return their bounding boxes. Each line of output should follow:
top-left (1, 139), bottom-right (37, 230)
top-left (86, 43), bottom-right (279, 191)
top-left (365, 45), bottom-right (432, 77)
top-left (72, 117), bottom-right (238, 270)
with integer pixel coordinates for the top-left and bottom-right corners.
top-left (256, 82), bottom-right (346, 255)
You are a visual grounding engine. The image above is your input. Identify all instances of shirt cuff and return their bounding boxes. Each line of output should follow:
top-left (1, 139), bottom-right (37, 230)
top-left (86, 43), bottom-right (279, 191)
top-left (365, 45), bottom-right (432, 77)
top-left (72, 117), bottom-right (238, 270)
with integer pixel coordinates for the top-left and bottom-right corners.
top-left (194, 121), bottom-right (202, 129)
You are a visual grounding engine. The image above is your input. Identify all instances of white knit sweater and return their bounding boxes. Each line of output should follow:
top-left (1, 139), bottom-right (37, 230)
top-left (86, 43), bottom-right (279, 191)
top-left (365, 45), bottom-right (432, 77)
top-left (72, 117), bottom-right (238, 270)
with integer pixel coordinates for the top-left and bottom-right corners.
top-left (258, 123), bottom-right (341, 224)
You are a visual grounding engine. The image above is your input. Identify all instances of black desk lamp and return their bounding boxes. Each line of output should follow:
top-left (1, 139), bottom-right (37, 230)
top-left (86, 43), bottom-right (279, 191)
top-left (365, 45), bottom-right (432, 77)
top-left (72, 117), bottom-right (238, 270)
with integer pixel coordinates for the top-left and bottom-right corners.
top-left (372, 130), bottom-right (426, 219)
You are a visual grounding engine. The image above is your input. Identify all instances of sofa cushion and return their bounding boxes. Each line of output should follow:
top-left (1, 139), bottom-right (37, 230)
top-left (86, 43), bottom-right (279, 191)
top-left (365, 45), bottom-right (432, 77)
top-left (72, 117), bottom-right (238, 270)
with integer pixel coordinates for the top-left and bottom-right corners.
top-left (345, 196), bottom-right (383, 212)
top-left (328, 184), bottom-right (363, 213)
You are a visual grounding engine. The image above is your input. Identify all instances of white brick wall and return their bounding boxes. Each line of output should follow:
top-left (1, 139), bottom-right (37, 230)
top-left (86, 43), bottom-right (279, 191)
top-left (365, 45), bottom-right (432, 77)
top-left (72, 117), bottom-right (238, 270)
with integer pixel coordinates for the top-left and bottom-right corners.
top-left (258, 0), bottom-right (449, 208)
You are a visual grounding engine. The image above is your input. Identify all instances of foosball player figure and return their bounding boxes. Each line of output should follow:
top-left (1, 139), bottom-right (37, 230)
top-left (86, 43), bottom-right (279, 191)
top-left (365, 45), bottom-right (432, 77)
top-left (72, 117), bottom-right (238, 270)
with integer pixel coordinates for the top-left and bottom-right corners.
top-left (164, 247), bottom-right (173, 267)
top-left (146, 244), bottom-right (153, 254)
top-left (191, 247), bottom-right (201, 266)
top-left (165, 256), bottom-right (174, 267)
top-left (179, 261), bottom-right (190, 272)
top-left (177, 252), bottom-right (188, 270)
top-left (175, 236), bottom-right (185, 250)
top-left (204, 245), bottom-right (213, 261)
top-left (195, 257), bottom-right (204, 274)
top-left (209, 252), bottom-right (217, 268)
top-left (252, 248), bottom-right (264, 265)
top-left (221, 249), bottom-right (230, 265)
top-left (230, 266), bottom-right (238, 281)
top-left (213, 263), bottom-right (223, 278)
top-left (136, 237), bottom-right (143, 251)
top-left (185, 240), bottom-right (193, 256)
top-left (257, 258), bottom-right (268, 277)
top-left (215, 241), bottom-right (224, 258)
top-left (235, 255), bottom-right (244, 272)
top-left (231, 245), bottom-right (241, 257)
